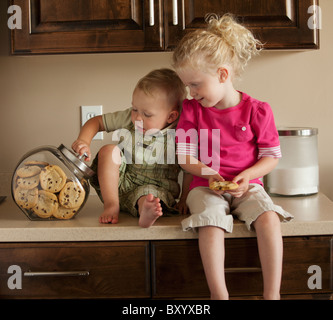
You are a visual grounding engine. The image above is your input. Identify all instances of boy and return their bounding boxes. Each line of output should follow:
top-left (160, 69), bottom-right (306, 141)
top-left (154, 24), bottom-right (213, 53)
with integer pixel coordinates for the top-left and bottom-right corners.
top-left (72, 69), bottom-right (190, 227)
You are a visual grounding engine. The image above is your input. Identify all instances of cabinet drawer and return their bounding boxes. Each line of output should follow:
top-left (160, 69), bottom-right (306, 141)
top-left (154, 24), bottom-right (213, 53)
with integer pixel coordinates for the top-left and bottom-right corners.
top-left (152, 240), bottom-right (209, 298)
top-left (0, 242), bottom-right (150, 299)
top-left (151, 239), bottom-right (263, 298)
top-left (281, 236), bottom-right (332, 295)
top-left (152, 237), bottom-right (332, 298)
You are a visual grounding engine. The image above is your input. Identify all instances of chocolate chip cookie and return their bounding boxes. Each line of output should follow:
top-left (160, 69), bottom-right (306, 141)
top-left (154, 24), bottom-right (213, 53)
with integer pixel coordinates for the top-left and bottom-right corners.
top-left (32, 190), bottom-right (59, 218)
top-left (40, 165), bottom-right (67, 193)
top-left (209, 181), bottom-right (239, 191)
top-left (58, 181), bottom-right (85, 209)
top-left (17, 165), bottom-right (41, 178)
top-left (14, 187), bottom-right (38, 209)
top-left (16, 174), bottom-right (40, 189)
top-left (53, 206), bottom-right (79, 220)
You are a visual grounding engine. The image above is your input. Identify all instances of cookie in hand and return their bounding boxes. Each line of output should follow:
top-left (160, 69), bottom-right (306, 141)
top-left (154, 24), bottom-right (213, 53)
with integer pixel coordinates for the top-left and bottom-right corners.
top-left (209, 181), bottom-right (239, 191)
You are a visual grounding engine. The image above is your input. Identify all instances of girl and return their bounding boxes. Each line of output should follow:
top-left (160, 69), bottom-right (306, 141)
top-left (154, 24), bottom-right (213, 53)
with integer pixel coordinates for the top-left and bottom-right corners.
top-left (173, 14), bottom-right (293, 299)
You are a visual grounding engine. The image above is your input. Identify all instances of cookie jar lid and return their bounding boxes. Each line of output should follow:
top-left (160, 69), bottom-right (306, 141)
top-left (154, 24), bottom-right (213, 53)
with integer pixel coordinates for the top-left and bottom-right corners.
top-left (58, 144), bottom-right (95, 178)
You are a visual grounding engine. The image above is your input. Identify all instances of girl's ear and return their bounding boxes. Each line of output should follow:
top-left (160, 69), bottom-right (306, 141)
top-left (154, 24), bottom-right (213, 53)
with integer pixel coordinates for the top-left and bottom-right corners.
top-left (167, 110), bottom-right (179, 123)
top-left (217, 67), bottom-right (229, 83)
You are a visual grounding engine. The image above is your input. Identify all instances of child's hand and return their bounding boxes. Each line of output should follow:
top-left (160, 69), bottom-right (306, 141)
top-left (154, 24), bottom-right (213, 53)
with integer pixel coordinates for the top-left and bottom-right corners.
top-left (174, 198), bottom-right (189, 215)
top-left (208, 173), bottom-right (225, 195)
top-left (229, 172), bottom-right (250, 198)
top-left (71, 139), bottom-right (91, 161)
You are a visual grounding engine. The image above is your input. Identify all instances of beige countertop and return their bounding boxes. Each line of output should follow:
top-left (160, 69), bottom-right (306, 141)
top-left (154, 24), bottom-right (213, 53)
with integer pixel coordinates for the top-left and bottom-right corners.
top-left (0, 193), bottom-right (332, 242)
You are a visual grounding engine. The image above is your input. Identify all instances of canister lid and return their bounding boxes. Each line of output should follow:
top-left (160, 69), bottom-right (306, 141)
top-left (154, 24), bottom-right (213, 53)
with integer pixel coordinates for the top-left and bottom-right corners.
top-left (277, 127), bottom-right (318, 136)
top-left (58, 144), bottom-right (95, 178)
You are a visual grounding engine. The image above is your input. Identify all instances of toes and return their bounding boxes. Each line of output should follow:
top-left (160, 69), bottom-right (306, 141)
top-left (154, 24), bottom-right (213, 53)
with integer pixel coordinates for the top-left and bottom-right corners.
top-left (111, 217), bottom-right (119, 224)
top-left (99, 214), bottom-right (118, 224)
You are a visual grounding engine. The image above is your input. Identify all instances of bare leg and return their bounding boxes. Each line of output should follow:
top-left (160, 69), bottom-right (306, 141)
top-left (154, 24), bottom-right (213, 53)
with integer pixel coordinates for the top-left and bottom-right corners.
top-left (198, 226), bottom-right (229, 300)
top-left (138, 194), bottom-right (163, 228)
top-left (253, 211), bottom-right (283, 300)
top-left (97, 144), bottom-right (121, 224)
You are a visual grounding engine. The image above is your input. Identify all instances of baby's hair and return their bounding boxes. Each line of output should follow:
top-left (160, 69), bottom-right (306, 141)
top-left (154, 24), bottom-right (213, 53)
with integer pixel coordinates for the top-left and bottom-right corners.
top-left (135, 68), bottom-right (187, 111)
top-left (173, 13), bottom-right (262, 80)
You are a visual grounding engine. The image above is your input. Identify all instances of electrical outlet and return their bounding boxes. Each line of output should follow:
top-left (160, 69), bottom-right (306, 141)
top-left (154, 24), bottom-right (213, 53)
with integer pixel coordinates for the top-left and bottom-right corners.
top-left (81, 105), bottom-right (103, 140)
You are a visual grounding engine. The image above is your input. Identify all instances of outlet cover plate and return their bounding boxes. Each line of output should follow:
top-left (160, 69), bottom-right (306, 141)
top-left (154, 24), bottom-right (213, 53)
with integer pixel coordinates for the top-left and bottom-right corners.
top-left (81, 105), bottom-right (103, 140)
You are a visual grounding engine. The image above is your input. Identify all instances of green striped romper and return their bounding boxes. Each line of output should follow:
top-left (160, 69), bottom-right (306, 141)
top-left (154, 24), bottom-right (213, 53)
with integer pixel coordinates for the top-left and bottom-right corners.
top-left (90, 108), bottom-right (181, 217)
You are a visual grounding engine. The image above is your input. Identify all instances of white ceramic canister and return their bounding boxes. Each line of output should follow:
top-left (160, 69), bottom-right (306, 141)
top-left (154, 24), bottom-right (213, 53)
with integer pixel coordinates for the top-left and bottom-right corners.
top-left (266, 127), bottom-right (319, 196)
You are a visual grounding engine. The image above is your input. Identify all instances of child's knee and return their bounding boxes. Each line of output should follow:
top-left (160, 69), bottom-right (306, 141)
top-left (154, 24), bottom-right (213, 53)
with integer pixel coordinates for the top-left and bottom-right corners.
top-left (254, 211), bottom-right (280, 230)
top-left (98, 144), bottom-right (121, 164)
top-left (99, 144), bottom-right (118, 155)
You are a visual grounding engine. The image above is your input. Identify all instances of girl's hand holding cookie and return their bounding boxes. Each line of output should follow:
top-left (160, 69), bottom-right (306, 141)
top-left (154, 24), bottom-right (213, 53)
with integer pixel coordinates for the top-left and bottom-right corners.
top-left (208, 174), bottom-right (226, 195)
top-left (228, 172), bottom-right (250, 198)
top-left (71, 139), bottom-right (91, 161)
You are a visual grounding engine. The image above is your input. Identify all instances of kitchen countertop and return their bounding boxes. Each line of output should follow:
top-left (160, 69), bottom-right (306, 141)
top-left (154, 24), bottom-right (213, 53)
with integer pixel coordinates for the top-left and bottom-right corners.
top-left (0, 193), bottom-right (332, 242)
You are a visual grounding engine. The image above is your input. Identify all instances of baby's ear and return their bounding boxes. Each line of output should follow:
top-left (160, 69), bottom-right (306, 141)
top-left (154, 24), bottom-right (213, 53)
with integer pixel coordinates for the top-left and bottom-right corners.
top-left (168, 110), bottom-right (179, 123)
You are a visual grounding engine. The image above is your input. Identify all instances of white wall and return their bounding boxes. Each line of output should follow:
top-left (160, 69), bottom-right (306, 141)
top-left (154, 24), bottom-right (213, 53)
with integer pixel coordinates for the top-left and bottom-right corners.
top-left (1, 0), bottom-right (332, 200)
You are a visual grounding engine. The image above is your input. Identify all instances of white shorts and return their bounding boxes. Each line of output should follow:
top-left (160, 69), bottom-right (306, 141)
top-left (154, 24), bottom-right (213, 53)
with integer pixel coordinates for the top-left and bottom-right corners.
top-left (182, 184), bottom-right (293, 233)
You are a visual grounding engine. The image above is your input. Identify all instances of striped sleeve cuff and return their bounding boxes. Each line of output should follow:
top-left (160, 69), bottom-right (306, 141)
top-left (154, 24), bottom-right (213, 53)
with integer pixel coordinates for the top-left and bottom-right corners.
top-left (258, 146), bottom-right (282, 159)
top-left (176, 143), bottom-right (198, 157)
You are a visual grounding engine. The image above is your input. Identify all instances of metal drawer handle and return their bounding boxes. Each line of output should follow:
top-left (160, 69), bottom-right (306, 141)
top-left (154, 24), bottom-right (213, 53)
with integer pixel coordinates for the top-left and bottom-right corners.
top-left (225, 267), bottom-right (261, 273)
top-left (149, 0), bottom-right (154, 26)
top-left (24, 271), bottom-right (89, 277)
top-left (172, 0), bottom-right (178, 25)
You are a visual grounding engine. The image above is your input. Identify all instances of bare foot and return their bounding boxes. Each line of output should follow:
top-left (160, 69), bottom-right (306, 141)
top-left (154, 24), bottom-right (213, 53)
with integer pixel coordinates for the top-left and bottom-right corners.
top-left (138, 194), bottom-right (163, 228)
top-left (99, 205), bottom-right (119, 224)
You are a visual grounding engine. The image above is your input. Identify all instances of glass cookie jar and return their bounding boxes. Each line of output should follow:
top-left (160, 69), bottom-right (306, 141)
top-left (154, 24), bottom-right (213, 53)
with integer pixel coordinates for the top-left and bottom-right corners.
top-left (12, 144), bottom-right (95, 220)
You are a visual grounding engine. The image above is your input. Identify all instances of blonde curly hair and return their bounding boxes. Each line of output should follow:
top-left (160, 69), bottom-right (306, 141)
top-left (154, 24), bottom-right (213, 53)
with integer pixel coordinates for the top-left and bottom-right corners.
top-left (172, 14), bottom-right (262, 80)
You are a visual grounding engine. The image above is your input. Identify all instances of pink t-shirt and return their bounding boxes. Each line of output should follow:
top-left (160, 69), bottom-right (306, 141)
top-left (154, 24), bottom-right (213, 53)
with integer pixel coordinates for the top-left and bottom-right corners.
top-left (176, 92), bottom-right (281, 190)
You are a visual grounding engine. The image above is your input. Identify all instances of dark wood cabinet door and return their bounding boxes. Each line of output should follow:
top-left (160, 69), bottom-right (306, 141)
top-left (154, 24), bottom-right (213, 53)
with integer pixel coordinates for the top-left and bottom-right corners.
top-left (165, 0), bottom-right (320, 50)
top-left (11, 0), bottom-right (164, 54)
top-left (11, 0), bottom-right (320, 54)
top-left (151, 239), bottom-right (262, 298)
top-left (151, 237), bottom-right (332, 299)
top-left (0, 242), bottom-right (151, 299)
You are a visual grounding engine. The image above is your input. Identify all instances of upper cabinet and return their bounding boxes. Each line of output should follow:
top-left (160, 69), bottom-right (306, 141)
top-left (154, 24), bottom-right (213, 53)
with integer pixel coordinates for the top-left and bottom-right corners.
top-left (11, 0), bottom-right (164, 53)
top-left (10, 0), bottom-right (320, 55)
top-left (166, 0), bottom-right (320, 50)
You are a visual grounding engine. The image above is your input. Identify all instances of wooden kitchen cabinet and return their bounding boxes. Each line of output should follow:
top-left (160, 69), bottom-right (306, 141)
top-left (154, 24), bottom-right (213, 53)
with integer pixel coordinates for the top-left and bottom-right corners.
top-left (11, 0), bottom-right (164, 54)
top-left (151, 236), bottom-right (332, 299)
top-left (0, 236), bottom-right (330, 299)
top-left (166, 0), bottom-right (320, 50)
top-left (11, 0), bottom-right (319, 54)
top-left (0, 241), bottom-right (150, 299)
